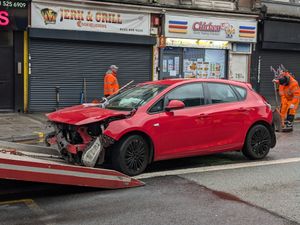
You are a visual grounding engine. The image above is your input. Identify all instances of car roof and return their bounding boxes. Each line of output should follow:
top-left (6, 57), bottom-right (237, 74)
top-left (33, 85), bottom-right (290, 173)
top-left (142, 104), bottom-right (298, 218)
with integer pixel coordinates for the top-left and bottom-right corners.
top-left (143, 79), bottom-right (186, 86)
top-left (143, 78), bottom-right (249, 88)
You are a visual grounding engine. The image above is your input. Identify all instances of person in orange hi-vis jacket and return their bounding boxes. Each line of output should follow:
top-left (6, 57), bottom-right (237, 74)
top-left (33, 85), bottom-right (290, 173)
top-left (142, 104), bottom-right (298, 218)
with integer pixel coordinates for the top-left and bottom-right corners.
top-left (273, 70), bottom-right (300, 129)
top-left (104, 65), bottom-right (120, 97)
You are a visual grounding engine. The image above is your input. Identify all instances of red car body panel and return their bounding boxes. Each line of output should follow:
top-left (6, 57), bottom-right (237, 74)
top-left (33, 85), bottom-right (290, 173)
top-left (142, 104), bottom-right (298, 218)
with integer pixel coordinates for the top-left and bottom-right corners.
top-left (47, 79), bottom-right (274, 163)
top-left (47, 104), bottom-right (128, 126)
top-left (102, 79), bottom-right (273, 161)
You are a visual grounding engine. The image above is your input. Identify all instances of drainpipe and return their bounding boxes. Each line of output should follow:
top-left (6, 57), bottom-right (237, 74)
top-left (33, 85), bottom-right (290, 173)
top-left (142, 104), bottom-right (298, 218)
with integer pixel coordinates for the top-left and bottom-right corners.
top-left (23, 31), bottom-right (29, 113)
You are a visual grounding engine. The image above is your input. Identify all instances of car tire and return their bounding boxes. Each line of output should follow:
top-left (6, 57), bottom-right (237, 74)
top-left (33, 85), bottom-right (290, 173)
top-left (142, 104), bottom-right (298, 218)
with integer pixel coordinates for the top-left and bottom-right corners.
top-left (112, 135), bottom-right (149, 176)
top-left (242, 124), bottom-right (271, 160)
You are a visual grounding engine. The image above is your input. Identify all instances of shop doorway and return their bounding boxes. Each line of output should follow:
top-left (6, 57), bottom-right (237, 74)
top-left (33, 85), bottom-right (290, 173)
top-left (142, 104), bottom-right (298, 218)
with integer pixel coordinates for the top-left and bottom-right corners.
top-left (229, 54), bottom-right (249, 82)
top-left (0, 32), bottom-right (14, 110)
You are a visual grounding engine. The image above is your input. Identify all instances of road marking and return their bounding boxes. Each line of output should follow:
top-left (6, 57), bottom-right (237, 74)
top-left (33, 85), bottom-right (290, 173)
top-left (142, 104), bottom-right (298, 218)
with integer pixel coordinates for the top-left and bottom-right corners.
top-left (135, 157), bottom-right (300, 179)
top-left (0, 198), bottom-right (32, 205)
top-left (0, 199), bottom-right (55, 225)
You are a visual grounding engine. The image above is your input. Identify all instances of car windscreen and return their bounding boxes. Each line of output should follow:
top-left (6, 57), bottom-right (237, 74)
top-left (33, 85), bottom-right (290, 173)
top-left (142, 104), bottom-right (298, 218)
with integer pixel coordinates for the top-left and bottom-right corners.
top-left (105, 84), bottom-right (168, 111)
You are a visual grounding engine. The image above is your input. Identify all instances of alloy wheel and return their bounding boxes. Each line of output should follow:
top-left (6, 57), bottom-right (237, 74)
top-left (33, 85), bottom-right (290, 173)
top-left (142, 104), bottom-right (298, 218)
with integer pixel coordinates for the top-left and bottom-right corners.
top-left (124, 138), bottom-right (146, 172)
top-left (250, 127), bottom-right (271, 157)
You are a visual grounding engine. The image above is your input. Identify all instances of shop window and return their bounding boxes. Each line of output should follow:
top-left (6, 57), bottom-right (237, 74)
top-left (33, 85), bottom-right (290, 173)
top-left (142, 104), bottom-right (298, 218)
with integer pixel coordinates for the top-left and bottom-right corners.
top-left (182, 48), bottom-right (226, 79)
top-left (232, 43), bottom-right (251, 54)
top-left (166, 83), bottom-right (205, 107)
top-left (162, 47), bottom-right (182, 79)
top-left (0, 31), bottom-right (13, 46)
top-left (207, 83), bottom-right (238, 104)
top-left (161, 47), bottom-right (227, 79)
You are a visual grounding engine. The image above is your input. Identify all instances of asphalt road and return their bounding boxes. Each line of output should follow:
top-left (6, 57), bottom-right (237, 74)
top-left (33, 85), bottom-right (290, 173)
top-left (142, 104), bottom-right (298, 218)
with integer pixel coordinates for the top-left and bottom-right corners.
top-left (182, 161), bottom-right (300, 223)
top-left (0, 170), bottom-right (299, 225)
top-left (0, 123), bottom-right (299, 225)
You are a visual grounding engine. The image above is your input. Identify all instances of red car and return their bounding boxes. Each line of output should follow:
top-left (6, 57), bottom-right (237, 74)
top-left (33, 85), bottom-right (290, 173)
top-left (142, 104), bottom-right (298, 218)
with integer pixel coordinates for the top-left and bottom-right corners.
top-left (46, 79), bottom-right (276, 176)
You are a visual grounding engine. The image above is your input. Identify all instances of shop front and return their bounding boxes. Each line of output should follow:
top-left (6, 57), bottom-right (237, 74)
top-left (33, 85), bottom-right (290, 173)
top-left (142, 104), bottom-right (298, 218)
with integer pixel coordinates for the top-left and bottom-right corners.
top-left (0, 0), bottom-right (28, 112)
top-left (251, 20), bottom-right (300, 106)
top-left (161, 14), bottom-right (257, 81)
top-left (29, 1), bottom-right (155, 112)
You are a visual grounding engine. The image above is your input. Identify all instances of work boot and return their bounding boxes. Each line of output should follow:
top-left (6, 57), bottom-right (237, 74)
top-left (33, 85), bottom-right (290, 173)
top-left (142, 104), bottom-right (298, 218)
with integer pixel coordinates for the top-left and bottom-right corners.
top-left (286, 114), bottom-right (295, 123)
top-left (285, 121), bottom-right (293, 128)
top-left (282, 120), bottom-right (293, 132)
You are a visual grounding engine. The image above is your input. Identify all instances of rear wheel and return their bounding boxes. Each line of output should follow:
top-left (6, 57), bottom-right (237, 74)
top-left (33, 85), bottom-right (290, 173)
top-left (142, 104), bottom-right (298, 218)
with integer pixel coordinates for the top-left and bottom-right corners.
top-left (242, 124), bottom-right (271, 160)
top-left (112, 135), bottom-right (149, 176)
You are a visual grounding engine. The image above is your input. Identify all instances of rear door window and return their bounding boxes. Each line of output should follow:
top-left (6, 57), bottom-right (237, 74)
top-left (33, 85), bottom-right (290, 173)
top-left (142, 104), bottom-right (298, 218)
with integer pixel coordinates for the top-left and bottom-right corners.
top-left (206, 83), bottom-right (239, 104)
top-left (232, 85), bottom-right (247, 100)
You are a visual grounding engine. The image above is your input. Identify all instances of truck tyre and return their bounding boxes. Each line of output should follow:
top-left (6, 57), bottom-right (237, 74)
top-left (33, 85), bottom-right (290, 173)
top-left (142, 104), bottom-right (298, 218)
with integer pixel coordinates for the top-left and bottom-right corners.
top-left (112, 135), bottom-right (149, 176)
top-left (242, 124), bottom-right (271, 160)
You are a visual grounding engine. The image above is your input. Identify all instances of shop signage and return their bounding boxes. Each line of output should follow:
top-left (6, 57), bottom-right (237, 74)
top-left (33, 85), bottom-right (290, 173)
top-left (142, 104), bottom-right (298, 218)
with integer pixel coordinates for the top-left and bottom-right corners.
top-left (165, 14), bottom-right (257, 43)
top-left (32, 3), bottom-right (151, 36)
top-left (166, 38), bottom-right (230, 49)
top-left (0, 0), bottom-right (28, 30)
top-left (0, 10), bottom-right (9, 26)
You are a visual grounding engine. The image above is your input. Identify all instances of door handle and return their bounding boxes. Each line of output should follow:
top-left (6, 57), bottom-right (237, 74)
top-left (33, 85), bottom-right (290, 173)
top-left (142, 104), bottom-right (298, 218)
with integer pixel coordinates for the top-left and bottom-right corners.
top-left (238, 107), bottom-right (247, 112)
top-left (197, 113), bottom-right (209, 118)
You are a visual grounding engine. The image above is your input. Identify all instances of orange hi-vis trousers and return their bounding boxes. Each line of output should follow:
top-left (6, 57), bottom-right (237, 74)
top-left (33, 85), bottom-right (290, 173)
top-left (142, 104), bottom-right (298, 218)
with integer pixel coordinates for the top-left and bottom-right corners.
top-left (279, 76), bottom-right (300, 123)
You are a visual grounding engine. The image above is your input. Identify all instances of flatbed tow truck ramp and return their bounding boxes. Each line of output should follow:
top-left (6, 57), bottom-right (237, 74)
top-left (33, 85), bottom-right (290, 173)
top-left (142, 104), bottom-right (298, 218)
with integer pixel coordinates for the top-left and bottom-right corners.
top-left (0, 141), bottom-right (144, 189)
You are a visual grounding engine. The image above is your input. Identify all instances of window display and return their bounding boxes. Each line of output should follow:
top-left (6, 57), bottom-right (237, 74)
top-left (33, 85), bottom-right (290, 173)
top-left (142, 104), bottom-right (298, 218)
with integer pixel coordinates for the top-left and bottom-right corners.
top-left (183, 48), bottom-right (226, 79)
top-left (162, 47), bottom-right (226, 79)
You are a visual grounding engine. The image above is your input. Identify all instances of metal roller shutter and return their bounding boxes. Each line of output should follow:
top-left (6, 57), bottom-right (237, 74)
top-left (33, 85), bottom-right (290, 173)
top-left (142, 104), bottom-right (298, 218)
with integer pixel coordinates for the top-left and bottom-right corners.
top-left (255, 50), bottom-right (300, 106)
top-left (29, 39), bottom-right (152, 112)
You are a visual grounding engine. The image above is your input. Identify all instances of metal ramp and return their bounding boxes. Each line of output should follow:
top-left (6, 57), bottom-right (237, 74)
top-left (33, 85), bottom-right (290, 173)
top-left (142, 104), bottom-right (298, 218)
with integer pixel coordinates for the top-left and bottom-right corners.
top-left (0, 141), bottom-right (144, 189)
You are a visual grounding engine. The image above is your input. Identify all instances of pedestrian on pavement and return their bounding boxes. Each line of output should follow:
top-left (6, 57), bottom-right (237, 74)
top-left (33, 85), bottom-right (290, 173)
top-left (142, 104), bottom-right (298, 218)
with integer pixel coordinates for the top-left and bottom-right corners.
top-left (104, 65), bottom-right (120, 97)
top-left (273, 69), bottom-right (300, 130)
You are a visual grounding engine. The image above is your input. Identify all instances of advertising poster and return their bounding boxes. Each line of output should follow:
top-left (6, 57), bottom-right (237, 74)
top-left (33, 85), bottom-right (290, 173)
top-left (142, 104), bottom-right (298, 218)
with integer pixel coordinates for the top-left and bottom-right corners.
top-left (163, 60), bottom-right (167, 72)
top-left (170, 70), bottom-right (177, 77)
top-left (168, 59), bottom-right (174, 72)
top-left (183, 59), bottom-right (198, 78)
top-left (202, 62), bottom-right (209, 78)
top-left (174, 57), bottom-right (180, 75)
top-left (183, 59), bottom-right (190, 73)
top-left (196, 58), bottom-right (203, 78)
top-left (205, 49), bottom-right (225, 78)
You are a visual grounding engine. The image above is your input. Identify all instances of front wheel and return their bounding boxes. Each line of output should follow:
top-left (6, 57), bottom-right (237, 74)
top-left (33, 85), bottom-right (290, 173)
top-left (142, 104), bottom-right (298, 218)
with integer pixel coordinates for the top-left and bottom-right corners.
top-left (242, 124), bottom-right (271, 160)
top-left (112, 135), bottom-right (149, 176)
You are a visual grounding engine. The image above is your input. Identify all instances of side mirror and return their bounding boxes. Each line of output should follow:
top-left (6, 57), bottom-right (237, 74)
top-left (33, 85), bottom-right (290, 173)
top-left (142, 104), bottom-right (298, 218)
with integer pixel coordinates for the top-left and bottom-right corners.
top-left (165, 100), bottom-right (185, 112)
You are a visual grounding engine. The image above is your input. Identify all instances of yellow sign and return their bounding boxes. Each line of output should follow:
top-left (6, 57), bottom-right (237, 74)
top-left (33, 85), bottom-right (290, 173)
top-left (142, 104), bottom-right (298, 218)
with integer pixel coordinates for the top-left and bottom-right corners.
top-left (166, 38), bottom-right (231, 49)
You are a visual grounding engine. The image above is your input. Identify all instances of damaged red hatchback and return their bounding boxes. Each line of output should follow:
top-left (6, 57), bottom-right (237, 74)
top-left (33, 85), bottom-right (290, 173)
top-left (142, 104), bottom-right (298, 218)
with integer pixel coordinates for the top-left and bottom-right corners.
top-left (46, 79), bottom-right (276, 176)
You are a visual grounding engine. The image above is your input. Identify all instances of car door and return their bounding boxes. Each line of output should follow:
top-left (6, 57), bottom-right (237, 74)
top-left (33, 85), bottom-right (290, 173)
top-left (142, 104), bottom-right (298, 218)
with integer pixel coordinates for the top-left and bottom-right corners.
top-left (150, 82), bottom-right (214, 160)
top-left (204, 82), bottom-right (249, 151)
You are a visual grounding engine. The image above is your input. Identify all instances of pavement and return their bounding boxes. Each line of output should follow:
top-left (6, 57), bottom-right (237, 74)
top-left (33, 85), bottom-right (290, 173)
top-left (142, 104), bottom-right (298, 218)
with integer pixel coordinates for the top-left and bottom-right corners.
top-left (0, 113), bottom-right (51, 142)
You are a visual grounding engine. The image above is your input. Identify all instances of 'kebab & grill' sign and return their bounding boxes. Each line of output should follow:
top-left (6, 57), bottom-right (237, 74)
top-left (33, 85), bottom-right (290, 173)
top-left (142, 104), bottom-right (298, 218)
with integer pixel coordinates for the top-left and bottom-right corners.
top-left (32, 2), bottom-right (150, 36)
